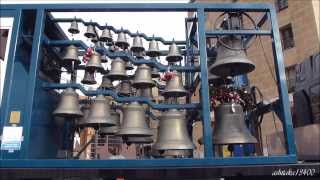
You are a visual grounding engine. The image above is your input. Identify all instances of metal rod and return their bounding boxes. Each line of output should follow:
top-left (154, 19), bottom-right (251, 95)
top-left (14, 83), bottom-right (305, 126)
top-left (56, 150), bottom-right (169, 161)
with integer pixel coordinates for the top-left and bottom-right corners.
top-left (206, 29), bottom-right (271, 37)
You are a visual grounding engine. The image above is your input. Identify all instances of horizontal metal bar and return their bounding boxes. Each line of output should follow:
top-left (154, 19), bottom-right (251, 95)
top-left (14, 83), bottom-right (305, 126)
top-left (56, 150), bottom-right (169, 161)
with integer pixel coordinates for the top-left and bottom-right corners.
top-left (42, 82), bottom-right (199, 110)
top-left (1, 3), bottom-right (272, 12)
top-left (206, 29), bottom-right (272, 37)
top-left (44, 40), bottom-right (200, 72)
top-left (52, 18), bottom-right (186, 45)
top-left (0, 155), bottom-right (296, 168)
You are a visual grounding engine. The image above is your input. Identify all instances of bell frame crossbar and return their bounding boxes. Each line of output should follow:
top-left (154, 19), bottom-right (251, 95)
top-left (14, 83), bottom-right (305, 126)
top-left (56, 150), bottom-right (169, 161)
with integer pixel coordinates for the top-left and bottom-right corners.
top-left (0, 3), bottom-right (296, 169)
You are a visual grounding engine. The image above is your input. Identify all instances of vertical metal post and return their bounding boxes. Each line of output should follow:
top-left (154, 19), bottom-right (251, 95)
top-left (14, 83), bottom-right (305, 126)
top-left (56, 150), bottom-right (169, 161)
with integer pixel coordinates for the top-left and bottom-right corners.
top-left (269, 8), bottom-right (296, 155)
top-left (184, 18), bottom-right (191, 103)
top-left (0, 10), bottom-right (22, 127)
top-left (21, 9), bottom-right (46, 158)
top-left (197, 8), bottom-right (214, 157)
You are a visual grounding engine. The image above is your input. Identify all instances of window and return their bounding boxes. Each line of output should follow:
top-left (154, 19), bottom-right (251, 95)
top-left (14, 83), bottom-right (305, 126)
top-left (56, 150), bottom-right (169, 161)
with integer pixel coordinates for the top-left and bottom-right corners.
top-left (280, 24), bottom-right (295, 50)
top-left (275, 0), bottom-right (288, 12)
top-left (285, 65), bottom-right (296, 93)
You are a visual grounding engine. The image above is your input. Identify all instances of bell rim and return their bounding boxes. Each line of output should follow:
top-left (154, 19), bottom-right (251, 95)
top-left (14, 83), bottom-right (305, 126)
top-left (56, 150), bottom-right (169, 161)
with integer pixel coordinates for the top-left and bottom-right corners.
top-left (68, 28), bottom-right (80, 34)
top-left (53, 111), bottom-right (83, 118)
top-left (99, 36), bottom-right (113, 42)
top-left (146, 51), bottom-right (161, 57)
top-left (209, 58), bottom-right (255, 77)
top-left (153, 143), bottom-right (195, 150)
top-left (130, 46), bottom-right (145, 52)
top-left (81, 79), bottom-right (97, 85)
top-left (107, 74), bottom-right (129, 80)
top-left (132, 81), bottom-right (155, 88)
top-left (116, 129), bottom-right (153, 137)
top-left (84, 32), bottom-right (96, 39)
top-left (162, 90), bottom-right (188, 97)
top-left (115, 41), bottom-right (129, 48)
top-left (166, 55), bottom-right (183, 62)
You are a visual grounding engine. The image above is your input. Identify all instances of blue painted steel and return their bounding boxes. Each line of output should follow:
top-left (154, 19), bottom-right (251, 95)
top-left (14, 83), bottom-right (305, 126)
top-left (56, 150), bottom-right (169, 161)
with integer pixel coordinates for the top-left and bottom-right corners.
top-left (269, 9), bottom-right (296, 156)
top-left (198, 8), bottom-right (214, 157)
top-left (42, 82), bottom-right (200, 110)
top-left (21, 9), bottom-right (46, 158)
top-left (0, 2), bottom-right (297, 167)
top-left (0, 155), bottom-right (296, 168)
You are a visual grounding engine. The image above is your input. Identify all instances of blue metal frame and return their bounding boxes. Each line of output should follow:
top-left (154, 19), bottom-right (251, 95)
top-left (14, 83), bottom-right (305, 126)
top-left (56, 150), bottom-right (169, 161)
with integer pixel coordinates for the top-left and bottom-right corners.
top-left (0, 3), bottom-right (296, 168)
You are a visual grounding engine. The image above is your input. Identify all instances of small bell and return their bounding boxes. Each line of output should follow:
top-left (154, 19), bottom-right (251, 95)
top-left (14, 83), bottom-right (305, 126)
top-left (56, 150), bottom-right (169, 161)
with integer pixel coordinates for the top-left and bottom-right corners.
top-left (166, 41), bottom-right (182, 63)
top-left (213, 103), bottom-right (258, 144)
top-left (107, 57), bottom-right (128, 80)
top-left (99, 25), bottom-right (113, 43)
top-left (99, 75), bottom-right (113, 89)
top-left (62, 45), bottom-right (81, 66)
top-left (130, 33), bottom-right (145, 53)
top-left (85, 95), bottom-right (117, 128)
top-left (117, 102), bottom-right (153, 137)
top-left (81, 70), bottom-right (96, 85)
top-left (153, 109), bottom-right (195, 151)
top-left (136, 87), bottom-right (154, 101)
top-left (125, 61), bottom-right (134, 70)
top-left (146, 39), bottom-right (161, 57)
top-left (68, 18), bottom-right (79, 34)
top-left (117, 80), bottom-right (132, 96)
top-left (209, 36), bottom-right (255, 77)
top-left (84, 22), bottom-right (96, 38)
top-left (132, 64), bottom-right (155, 88)
top-left (162, 71), bottom-right (188, 97)
top-left (53, 88), bottom-right (83, 118)
top-left (115, 30), bottom-right (129, 49)
top-left (85, 51), bottom-right (104, 72)
top-left (99, 109), bottom-right (120, 135)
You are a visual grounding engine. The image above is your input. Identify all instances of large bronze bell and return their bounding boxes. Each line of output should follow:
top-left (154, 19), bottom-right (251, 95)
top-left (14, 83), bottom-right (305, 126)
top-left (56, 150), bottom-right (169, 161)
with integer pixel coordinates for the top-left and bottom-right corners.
top-left (99, 26), bottom-right (113, 43)
top-left (81, 70), bottom-right (96, 85)
top-left (107, 57), bottom-right (127, 80)
top-left (84, 23), bottom-right (96, 38)
top-left (53, 88), bottom-right (83, 118)
top-left (117, 102), bottom-right (153, 137)
top-left (125, 61), bottom-right (134, 70)
top-left (118, 80), bottom-right (132, 96)
top-left (213, 103), bottom-right (258, 144)
top-left (85, 51), bottom-right (104, 72)
top-left (62, 45), bottom-right (81, 66)
top-left (146, 39), bottom-right (161, 57)
top-left (132, 64), bottom-right (155, 88)
top-left (77, 103), bottom-right (91, 128)
top-left (115, 31), bottom-right (129, 49)
top-left (99, 110), bottom-right (120, 135)
top-left (153, 109), bottom-right (195, 151)
top-left (68, 19), bottom-right (79, 34)
top-left (162, 71), bottom-right (188, 97)
top-left (99, 75), bottom-right (113, 89)
top-left (166, 41), bottom-right (182, 63)
top-left (131, 35), bottom-right (145, 53)
top-left (137, 87), bottom-right (154, 101)
top-left (209, 36), bottom-right (255, 77)
top-left (86, 95), bottom-right (117, 128)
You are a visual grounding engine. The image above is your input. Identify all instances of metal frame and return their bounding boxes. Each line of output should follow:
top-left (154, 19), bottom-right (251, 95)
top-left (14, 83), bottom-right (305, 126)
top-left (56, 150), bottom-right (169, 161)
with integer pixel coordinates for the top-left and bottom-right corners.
top-left (0, 3), bottom-right (296, 168)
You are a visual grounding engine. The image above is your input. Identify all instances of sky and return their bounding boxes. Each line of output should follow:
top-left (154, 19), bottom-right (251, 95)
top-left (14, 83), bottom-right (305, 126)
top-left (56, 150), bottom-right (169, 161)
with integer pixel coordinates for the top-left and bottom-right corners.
top-left (0, 0), bottom-right (190, 92)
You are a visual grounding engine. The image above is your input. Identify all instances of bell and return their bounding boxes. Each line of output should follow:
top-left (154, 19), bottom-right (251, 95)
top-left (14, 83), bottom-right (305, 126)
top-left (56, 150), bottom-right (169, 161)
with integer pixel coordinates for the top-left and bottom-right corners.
top-left (123, 136), bottom-right (153, 145)
top-left (132, 64), bottom-right (155, 88)
top-left (136, 87), bottom-right (154, 101)
top-left (162, 71), bottom-right (188, 97)
top-left (209, 36), bottom-right (255, 77)
top-left (99, 26), bottom-right (113, 43)
top-left (146, 39), bottom-right (161, 57)
top-left (100, 54), bottom-right (108, 63)
top-left (151, 67), bottom-right (160, 78)
top-left (125, 60), bottom-right (134, 70)
top-left (85, 95), bottom-right (117, 128)
top-left (153, 109), bottom-right (195, 151)
top-left (117, 80), bottom-right (132, 96)
top-left (130, 34), bottom-right (144, 53)
top-left (115, 31), bottom-right (129, 49)
top-left (99, 110), bottom-right (120, 135)
top-left (68, 19), bottom-right (79, 34)
top-left (134, 51), bottom-right (145, 58)
top-left (84, 23), bottom-right (96, 38)
top-left (85, 51), bottom-right (104, 72)
top-left (77, 103), bottom-right (91, 128)
top-left (208, 72), bottom-right (233, 86)
top-left (81, 70), bottom-right (96, 85)
top-left (99, 75), bottom-right (113, 89)
top-left (107, 57), bottom-right (127, 80)
top-left (166, 41), bottom-right (182, 63)
top-left (153, 150), bottom-right (193, 158)
top-left (53, 88), bottom-right (83, 118)
top-left (62, 45), bottom-right (81, 66)
top-left (213, 103), bottom-right (258, 144)
top-left (117, 102), bottom-right (153, 137)
top-left (91, 36), bottom-right (99, 43)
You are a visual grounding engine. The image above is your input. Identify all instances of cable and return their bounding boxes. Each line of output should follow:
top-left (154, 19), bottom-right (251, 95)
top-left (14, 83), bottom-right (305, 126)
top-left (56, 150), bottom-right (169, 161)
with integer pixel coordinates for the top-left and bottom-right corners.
top-left (258, 36), bottom-right (277, 84)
